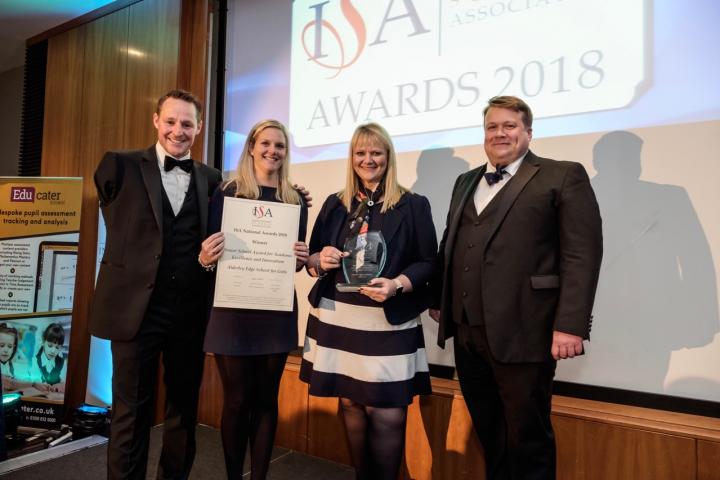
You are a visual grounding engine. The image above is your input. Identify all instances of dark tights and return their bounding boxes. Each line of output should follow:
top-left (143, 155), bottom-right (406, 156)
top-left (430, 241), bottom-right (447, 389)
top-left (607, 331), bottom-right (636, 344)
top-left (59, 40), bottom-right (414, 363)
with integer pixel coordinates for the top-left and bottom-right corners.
top-left (215, 352), bottom-right (288, 480)
top-left (340, 397), bottom-right (408, 480)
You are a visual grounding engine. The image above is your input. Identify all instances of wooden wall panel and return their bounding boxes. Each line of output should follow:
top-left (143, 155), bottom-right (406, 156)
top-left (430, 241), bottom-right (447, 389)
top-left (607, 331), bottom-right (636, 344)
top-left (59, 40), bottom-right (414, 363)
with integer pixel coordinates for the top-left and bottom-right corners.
top-left (78, 10), bottom-right (129, 163)
top-left (698, 440), bottom-right (720, 480)
top-left (307, 395), bottom-right (352, 465)
top-left (179, 0), bottom-right (210, 162)
top-left (554, 415), bottom-right (696, 480)
top-left (197, 354), bottom-right (222, 428)
top-left (403, 396), bottom-right (435, 479)
top-left (403, 394), bottom-right (485, 480)
top-left (192, 360), bottom-right (718, 480)
top-left (124, 0), bottom-right (180, 149)
top-left (42, 28), bottom-right (86, 177)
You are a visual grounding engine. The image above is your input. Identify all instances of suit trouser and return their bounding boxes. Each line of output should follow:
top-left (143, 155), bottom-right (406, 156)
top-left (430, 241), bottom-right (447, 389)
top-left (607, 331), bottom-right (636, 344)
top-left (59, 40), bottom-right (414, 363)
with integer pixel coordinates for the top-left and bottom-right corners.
top-left (454, 321), bottom-right (556, 480)
top-left (108, 290), bottom-right (206, 480)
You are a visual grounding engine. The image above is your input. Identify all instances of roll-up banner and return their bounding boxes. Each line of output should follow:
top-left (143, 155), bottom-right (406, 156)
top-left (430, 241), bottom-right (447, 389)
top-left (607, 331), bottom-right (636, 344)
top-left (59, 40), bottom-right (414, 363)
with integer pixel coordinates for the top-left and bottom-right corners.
top-left (0, 177), bottom-right (83, 428)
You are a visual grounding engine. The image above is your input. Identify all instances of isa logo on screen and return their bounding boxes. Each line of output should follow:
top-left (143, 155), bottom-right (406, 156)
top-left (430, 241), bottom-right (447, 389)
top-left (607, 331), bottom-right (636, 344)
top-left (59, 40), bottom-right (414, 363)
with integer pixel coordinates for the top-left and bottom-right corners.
top-left (10, 186), bottom-right (35, 202)
top-left (289, 0), bottom-right (646, 147)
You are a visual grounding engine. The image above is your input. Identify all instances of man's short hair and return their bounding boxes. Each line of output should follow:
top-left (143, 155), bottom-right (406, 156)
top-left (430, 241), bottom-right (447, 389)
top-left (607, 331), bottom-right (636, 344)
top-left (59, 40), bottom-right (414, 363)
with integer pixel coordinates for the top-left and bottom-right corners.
top-left (156, 89), bottom-right (203, 121)
top-left (483, 96), bottom-right (533, 128)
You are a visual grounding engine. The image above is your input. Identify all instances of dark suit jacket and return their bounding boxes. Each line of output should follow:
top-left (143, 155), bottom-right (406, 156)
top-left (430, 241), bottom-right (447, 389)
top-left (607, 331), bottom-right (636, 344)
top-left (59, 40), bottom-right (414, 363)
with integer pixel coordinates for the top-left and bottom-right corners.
top-left (436, 150), bottom-right (603, 362)
top-left (89, 146), bottom-right (223, 341)
top-left (308, 192), bottom-right (438, 325)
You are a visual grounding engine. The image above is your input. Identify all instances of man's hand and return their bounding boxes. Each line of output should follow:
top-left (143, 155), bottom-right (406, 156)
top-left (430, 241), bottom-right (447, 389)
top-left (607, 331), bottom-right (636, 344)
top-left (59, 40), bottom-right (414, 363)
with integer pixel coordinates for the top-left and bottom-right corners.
top-left (551, 330), bottom-right (584, 360)
top-left (428, 309), bottom-right (441, 322)
top-left (294, 184), bottom-right (313, 207)
top-left (200, 231), bottom-right (225, 266)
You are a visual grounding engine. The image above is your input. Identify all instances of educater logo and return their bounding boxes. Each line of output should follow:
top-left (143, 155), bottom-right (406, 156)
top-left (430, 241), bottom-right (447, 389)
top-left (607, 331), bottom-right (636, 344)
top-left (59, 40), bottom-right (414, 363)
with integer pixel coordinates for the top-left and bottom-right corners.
top-left (10, 186), bottom-right (35, 202)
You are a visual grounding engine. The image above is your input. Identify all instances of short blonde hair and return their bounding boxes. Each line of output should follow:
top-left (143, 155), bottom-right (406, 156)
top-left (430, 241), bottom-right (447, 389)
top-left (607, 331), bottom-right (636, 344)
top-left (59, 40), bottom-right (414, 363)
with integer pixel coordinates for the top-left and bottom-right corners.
top-left (340, 122), bottom-right (407, 213)
top-left (227, 119), bottom-right (300, 204)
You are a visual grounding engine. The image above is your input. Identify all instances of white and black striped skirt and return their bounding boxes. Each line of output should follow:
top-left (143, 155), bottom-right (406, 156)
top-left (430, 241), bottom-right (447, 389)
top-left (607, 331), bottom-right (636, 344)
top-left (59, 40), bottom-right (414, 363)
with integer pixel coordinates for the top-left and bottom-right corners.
top-left (300, 297), bottom-right (431, 407)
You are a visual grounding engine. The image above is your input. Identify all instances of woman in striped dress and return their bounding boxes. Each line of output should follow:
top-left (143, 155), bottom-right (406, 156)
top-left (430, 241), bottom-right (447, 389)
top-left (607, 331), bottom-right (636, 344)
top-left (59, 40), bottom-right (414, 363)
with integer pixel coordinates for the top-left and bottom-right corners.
top-left (301, 122), bottom-right (437, 480)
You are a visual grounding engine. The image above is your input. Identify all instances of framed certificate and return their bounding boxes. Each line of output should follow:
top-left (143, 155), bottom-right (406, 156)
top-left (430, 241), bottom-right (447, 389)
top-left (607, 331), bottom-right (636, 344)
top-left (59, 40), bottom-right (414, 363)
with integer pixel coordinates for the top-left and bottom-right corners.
top-left (213, 197), bottom-right (300, 311)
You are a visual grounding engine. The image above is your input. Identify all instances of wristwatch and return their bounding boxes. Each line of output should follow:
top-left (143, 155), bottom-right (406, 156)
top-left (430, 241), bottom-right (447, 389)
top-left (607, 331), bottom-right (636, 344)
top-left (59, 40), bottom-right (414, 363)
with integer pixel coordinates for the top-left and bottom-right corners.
top-left (393, 278), bottom-right (404, 296)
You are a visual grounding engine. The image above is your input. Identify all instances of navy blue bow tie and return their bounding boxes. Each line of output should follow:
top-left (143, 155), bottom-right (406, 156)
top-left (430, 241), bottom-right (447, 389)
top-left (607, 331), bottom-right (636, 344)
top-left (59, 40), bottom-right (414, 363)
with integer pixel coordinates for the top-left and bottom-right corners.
top-left (164, 156), bottom-right (193, 173)
top-left (484, 168), bottom-right (507, 186)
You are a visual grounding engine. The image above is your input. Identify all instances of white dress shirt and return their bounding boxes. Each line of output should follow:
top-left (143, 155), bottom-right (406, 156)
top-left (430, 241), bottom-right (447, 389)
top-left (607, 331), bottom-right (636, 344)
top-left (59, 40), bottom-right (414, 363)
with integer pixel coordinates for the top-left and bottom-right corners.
top-left (155, 142), bottom-right (192, 216)
top-left (1, 360), bottom-right (13, 378)
top-left (473, 152), bottom-right (527, 215)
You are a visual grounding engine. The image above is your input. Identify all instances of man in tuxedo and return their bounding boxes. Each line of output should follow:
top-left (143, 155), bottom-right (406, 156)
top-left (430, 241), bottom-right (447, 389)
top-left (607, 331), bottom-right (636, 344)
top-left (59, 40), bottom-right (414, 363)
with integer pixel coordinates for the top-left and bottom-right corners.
top-left (430, 96), bottom-right (603, 479)
top-left (89, 89), bottom-right (223, 479)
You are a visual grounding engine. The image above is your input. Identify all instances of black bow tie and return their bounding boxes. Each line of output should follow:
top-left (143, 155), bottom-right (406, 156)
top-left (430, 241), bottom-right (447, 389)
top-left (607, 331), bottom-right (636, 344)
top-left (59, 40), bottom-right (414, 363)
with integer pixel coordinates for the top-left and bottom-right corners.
top-left (484, 168), bottom-right (507, 186)
top-left (164, 156), bottom-right (193, 173)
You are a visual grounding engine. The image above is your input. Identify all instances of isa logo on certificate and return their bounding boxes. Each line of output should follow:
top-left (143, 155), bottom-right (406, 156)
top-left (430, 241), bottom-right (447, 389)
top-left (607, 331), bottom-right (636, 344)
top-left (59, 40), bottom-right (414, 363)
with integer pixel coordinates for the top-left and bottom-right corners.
top-left (252, 206), bottom-right (273, 219)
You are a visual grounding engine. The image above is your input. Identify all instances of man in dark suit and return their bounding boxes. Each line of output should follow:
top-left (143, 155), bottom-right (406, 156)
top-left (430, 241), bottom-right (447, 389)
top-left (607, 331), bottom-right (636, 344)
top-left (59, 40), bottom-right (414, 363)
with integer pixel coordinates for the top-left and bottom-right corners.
top-left (89, 89), bottom-right (223, 480)
top-left (430, 96), bottom-right (603, 479)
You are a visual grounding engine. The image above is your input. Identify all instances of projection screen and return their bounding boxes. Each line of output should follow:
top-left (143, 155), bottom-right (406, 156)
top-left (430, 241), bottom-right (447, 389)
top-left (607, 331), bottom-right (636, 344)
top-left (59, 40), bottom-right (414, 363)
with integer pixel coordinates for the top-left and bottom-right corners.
top-left (222, 0), bottom-right (720, 404)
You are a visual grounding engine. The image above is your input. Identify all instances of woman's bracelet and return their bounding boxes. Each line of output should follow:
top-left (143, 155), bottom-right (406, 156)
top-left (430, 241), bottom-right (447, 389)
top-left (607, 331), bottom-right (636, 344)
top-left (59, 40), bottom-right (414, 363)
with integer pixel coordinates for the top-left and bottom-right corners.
top-left (315, 256), bottom-right (327, 278)
top-left (198, 253), bottom-right (216, 272)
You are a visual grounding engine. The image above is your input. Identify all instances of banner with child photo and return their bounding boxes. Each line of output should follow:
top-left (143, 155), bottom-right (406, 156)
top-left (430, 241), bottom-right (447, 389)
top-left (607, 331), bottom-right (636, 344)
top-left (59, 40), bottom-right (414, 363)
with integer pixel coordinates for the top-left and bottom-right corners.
top-left (0, 177), bottom-right (83, 428)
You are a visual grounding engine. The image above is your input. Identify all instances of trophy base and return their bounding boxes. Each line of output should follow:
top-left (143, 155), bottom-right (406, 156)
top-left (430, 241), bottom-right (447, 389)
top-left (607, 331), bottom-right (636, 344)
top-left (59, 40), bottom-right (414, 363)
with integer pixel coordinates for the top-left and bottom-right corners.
top-left (336, 283), bottom-right (365, 293)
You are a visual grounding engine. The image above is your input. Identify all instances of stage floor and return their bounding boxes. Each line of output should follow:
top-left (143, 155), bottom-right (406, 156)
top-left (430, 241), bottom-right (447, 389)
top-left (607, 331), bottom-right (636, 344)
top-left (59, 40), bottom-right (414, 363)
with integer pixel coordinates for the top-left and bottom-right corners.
top-left (2, 424), bottom-right (354, 479)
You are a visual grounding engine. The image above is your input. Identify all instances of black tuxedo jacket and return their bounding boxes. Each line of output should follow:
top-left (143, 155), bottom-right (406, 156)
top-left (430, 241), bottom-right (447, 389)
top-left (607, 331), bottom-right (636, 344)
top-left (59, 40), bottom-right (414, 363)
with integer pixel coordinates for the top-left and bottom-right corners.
top-left (308, 192), bottom-right (438, 325)
top-left (89, 146), bottom-right (223, 341)
top-left (436, 151), bottom-right (603, 362)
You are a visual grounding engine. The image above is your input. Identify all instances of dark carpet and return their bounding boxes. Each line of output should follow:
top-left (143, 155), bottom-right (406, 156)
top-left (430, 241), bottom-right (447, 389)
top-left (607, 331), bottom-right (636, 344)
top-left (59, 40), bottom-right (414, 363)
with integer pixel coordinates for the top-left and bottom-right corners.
top-left (2, 424), bottom-right (354, 479)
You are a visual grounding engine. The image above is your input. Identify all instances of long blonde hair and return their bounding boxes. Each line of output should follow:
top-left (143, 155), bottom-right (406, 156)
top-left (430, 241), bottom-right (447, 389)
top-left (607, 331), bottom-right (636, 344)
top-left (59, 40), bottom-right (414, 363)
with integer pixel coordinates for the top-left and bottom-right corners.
top-left (340, 122), bottom-right (407, 212)
top-left (226, 119), bottom-right (300, 204)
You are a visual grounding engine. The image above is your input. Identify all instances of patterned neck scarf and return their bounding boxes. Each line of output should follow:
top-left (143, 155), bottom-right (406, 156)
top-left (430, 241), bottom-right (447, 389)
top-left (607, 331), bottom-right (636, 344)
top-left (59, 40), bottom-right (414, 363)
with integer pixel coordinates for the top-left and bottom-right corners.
top-left (348, 184), bottom-right (383, 238)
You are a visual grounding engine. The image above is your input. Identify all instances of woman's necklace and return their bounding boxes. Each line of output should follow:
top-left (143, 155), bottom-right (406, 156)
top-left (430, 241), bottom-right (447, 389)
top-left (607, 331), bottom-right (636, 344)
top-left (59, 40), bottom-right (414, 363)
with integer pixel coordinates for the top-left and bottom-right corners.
top-left (362, 186), bottom-right (378, 207)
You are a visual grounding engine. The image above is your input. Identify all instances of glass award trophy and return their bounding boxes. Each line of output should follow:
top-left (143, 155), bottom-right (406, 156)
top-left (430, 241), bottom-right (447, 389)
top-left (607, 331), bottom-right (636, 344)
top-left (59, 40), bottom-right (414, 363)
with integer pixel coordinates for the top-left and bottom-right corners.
top-left (336, 231), bottom-right (387, 292)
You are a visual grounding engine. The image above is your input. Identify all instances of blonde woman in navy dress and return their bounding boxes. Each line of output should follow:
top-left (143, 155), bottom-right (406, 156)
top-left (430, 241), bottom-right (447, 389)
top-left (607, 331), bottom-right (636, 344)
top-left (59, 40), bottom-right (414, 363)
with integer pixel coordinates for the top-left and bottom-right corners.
top-left (301, 122), bottom-right (437, 480)
top-left (199, 120), bottom-right (309, 479)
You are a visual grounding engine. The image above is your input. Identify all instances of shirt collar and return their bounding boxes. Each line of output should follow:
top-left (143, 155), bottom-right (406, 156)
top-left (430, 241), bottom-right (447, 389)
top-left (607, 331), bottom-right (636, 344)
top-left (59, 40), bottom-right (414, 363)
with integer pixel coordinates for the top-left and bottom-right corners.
top-left (155, 142), bottom-right (192, 171)
top-left (40, 351), bottom-right (57, 370)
